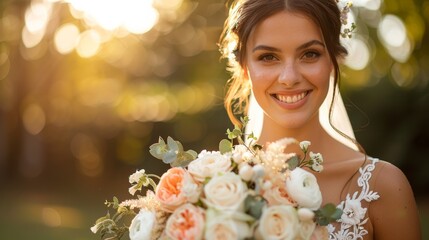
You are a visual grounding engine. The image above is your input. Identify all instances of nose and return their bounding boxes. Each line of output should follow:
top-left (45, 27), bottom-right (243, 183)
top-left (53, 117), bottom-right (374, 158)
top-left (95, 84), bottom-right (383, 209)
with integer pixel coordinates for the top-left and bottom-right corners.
top-left (278, 61), bottom-right (299, 87)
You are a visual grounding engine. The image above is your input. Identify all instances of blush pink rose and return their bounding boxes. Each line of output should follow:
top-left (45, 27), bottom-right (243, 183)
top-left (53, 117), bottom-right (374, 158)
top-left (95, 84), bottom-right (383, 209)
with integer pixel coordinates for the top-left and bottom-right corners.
top-left (155, 167), bottom-right (200, 212)
top-left (262, 178), bottom-right (297, 206)
top-left (165, 203), bottom-right (205, 240)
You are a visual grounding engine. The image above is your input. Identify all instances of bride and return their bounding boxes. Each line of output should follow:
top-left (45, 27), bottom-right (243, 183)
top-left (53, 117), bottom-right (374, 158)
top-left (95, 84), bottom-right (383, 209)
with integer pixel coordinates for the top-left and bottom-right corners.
top-left (218, 0), bottom-right (421, 239)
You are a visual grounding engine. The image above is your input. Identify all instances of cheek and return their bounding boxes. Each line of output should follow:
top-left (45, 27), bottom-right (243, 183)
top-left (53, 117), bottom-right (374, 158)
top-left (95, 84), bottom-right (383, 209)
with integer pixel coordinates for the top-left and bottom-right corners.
top-left (248, 66), bottom-right (277, 90)
top-left (301, 63), bottom-right (331, 89)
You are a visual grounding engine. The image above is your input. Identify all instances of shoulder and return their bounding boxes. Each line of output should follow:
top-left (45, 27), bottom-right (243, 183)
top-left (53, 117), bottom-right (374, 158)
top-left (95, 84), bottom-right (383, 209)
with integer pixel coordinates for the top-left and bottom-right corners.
top-left (371, 159), bottom-right (410, 192)
top-left (368, 159), bottom-right (421, 239)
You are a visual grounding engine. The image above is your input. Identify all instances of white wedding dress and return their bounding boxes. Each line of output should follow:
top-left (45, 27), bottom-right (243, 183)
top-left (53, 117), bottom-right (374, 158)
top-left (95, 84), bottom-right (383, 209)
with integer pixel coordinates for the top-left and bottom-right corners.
top-left (327, 157), bottom-right (380, 240)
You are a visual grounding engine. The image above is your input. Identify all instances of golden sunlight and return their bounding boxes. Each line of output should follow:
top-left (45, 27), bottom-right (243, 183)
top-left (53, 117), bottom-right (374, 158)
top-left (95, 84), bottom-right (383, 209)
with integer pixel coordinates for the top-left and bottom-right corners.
top-left (67, 0), bottom-right (159, 34)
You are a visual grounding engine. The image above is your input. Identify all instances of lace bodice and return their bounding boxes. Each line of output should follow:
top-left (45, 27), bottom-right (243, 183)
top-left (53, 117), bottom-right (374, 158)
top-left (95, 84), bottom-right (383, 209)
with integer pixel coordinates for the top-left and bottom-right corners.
top-left (328, 157), bottom-right (380, 240)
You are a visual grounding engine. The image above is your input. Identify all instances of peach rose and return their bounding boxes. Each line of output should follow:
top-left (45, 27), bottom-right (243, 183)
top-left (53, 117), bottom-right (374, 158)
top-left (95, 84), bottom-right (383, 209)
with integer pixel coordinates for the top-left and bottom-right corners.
top-left (156, 167), bottom-right (200, 212)
top-left (165, 203), bottom-right (205, 240)
top-left (262, 177), bottom-right (297, 206)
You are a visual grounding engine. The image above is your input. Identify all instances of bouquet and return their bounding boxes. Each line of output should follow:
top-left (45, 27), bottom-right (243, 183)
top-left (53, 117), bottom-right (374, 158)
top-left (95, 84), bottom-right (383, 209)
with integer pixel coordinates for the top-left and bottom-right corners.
top-left (91, 117), bottom-right (342, 240)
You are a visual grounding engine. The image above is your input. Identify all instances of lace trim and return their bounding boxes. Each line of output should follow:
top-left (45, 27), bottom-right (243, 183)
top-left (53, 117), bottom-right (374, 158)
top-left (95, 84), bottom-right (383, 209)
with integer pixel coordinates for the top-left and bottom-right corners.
top-left (328, 158), bottom-right (380, 240)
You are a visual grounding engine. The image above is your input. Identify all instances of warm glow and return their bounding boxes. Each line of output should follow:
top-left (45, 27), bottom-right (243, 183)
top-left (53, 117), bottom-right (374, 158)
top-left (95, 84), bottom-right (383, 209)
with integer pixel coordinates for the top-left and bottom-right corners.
top-left (67, 0), bottom-right (159, 34)
top-left (54, 23), bottom-right (80, 54)
top-left (70, 133), bottom-right (104, 177)
top-left (378, 14), bottom-right (412, 62)
top-left (23, 104), bottom-right (46, 135)
top-left (25, 1), bottom-right (52, 33)
top-left (76, 30), bottom-right (101, 58)
top-left (22, 26), bottom-right (45, 48)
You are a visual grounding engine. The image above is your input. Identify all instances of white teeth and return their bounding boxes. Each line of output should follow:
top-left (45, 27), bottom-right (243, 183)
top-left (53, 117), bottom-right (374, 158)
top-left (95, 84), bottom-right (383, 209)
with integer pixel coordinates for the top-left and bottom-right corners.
top-left (276, 92), bottom-right (307, 103)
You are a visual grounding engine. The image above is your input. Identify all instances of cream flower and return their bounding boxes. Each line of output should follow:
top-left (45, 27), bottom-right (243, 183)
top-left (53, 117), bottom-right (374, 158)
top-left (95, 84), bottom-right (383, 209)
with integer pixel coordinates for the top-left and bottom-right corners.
top-left (285, 167), bottom-right (322, 210)
top-left (204, 172), bottom-right (248, 212)
top-left (188, 150), bottom-right (232, 182)
top-left (309, 152), bottom-right (324, 172)
top-left (231, 144), bottom-right (253, 164)
top-left (205, 209), bottom-right (252, 240)
top-left (256, 205), bottom-right (300, 240)
top-left (129, 209), bottom-right (156, 240)
top-left (340, 199), bottom-right (367, 225)
top-left (165, 203), bottom-right (205, 240)
top-left (299, 141), bottom-right (311, 152)
top-left (297, 220), bottom-right (316, 240)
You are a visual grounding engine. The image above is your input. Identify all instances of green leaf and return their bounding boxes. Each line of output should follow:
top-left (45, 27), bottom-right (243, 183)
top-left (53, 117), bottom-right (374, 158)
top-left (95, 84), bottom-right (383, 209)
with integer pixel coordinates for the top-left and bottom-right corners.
top-left (314, 203), bottom-right (343, 226)
top-left (244, 195), bottom-right (266, 220)
top-left (219, 139), bottom-right (233, 154)
top-left (286, 155), bottom-right (299, 170)
top-left (162, 151), bottom-right (177, 164)
top-left (167, 136), bottom-right (179, 152)
top-left (186, 150), bottom-right (198, 159)
top-left (149, 137), bottom-right (167, 159)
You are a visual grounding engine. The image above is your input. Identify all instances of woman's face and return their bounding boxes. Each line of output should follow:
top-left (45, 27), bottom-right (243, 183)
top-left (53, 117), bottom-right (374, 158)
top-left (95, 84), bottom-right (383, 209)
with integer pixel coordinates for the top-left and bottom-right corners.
top-left (245, 11), bottom-right (333, 129)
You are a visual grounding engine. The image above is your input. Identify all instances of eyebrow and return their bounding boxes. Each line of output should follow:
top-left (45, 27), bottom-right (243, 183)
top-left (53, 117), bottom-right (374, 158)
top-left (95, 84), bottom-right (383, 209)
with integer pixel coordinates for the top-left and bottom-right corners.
top-left (252, 40), bottom-right (325, 52)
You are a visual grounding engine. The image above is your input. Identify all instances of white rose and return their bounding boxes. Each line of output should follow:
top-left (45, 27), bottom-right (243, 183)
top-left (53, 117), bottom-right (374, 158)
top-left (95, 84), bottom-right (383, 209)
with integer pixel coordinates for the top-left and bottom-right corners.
top-left (256, 205), bottom-right (299, 240)
top-left (188, 150), bottom-right (232, 182)
top-left (285, 167), bottom-right (322, 210)
top-left (204, 172), bottom-right (247, 212)
top-left (205, 209), bottom-right (252, 240)
top-left (129, 209), bottom-right (156, 240)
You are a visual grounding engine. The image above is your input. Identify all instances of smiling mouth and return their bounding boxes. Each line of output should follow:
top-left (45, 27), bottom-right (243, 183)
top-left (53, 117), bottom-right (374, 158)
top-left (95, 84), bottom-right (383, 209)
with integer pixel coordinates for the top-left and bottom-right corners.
top-left (273, 91), bottom-right (310, 104)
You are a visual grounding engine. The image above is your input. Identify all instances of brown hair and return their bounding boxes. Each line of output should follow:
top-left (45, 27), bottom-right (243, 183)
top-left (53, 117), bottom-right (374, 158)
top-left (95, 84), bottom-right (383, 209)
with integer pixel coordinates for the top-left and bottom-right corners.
top-left (219, 0), bottom-right (348, 128)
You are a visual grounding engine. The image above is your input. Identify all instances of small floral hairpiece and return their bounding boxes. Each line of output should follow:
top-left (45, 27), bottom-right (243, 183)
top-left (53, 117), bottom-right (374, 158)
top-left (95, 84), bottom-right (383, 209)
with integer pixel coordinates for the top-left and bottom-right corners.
top-left (336, 0), bottom-right (356, 38)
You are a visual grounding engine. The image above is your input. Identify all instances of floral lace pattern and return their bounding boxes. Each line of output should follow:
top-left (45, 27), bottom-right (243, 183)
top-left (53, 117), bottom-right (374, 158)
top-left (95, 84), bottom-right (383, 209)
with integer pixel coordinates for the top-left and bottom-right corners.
top-left (328, 158), bottom-right (380, 240)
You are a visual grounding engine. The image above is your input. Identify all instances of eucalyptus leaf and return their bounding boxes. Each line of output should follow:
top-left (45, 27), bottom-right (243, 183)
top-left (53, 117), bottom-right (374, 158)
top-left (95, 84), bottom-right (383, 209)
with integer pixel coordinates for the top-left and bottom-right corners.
top-left (315, 203), bottom-right (343, 226)
top-left (167, 136), bottom-right (179, 152)
top-left (287, 155), bottom-right (300, 170)
top-left (186, 150), bottom-right (198, 159)
top-left (219, 139), bottom-right (233, 154)
top-left (149, 137), bottom-right (167, 159)
top-left (163, 151), bottom-right (177, 164)
top-left (244, 195), bottom-right (266, 219)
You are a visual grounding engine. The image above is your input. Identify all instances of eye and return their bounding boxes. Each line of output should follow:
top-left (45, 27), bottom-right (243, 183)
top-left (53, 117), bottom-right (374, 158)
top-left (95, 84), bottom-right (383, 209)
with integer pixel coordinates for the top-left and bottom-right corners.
top-left (301, 51), bottom-right (321, 61)
top-left (258, 54), bottom-right (278, 62)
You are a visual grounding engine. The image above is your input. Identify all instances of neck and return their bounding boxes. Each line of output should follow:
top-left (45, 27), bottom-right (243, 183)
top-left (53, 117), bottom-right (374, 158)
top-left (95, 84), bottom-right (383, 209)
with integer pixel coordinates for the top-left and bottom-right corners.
top-left (256, 113), bottom-right (353, 163)
top-left (257, 113), bottom-right (326, 145)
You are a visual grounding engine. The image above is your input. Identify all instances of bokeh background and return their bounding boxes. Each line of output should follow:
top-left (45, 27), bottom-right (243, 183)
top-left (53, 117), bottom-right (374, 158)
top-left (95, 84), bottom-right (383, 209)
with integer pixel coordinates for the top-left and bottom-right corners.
top-left (0, 0), bottom-right (428, 239)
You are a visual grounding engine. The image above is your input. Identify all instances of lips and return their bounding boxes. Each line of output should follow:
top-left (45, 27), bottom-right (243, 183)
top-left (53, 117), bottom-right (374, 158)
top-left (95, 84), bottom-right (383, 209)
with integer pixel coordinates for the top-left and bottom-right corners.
top-left (272, 91), bottom-right (310, 104)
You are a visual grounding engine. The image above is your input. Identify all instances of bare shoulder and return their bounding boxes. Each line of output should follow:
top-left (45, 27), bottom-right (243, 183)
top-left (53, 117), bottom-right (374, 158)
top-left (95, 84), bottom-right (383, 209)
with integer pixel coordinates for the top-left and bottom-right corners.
top-left (371, 160), bottom-right (411, 193)
top-left (369, 159), bottom-right (422, 240)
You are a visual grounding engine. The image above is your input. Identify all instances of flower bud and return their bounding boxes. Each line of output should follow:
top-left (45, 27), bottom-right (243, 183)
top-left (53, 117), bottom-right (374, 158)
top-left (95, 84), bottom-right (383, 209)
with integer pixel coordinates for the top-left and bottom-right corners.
top-left (239, 164), bottom-right (254, 181)
top-left (252, 164), bottom-right (265, 179)
top-left (297, 208), bottom-right (315, 222)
